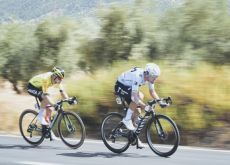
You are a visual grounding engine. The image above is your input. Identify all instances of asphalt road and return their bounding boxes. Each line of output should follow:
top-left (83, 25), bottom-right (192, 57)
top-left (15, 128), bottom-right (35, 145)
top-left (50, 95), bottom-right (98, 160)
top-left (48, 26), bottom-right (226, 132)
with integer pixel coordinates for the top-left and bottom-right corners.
top-left (0, 134), bottom-right (229, 165)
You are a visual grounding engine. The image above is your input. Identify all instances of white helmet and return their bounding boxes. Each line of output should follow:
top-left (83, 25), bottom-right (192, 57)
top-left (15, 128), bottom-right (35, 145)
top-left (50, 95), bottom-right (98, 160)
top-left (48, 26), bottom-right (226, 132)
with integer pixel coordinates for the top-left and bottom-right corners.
top-left (145, 63), bottom-right (160, 77)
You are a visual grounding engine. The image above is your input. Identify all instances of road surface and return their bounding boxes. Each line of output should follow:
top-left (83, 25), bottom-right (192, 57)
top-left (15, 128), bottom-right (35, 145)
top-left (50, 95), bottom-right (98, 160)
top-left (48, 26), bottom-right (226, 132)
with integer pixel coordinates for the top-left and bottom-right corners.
top-left (0, 134), bottom-right (229, 165)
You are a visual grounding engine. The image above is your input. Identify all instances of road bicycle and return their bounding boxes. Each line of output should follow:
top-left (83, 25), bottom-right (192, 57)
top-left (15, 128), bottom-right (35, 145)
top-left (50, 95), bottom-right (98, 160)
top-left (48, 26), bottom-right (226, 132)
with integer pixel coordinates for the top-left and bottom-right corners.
top-left (101, 96), bottom-right (180, 157)
top-left (19, 97), bottom-right (85, 149)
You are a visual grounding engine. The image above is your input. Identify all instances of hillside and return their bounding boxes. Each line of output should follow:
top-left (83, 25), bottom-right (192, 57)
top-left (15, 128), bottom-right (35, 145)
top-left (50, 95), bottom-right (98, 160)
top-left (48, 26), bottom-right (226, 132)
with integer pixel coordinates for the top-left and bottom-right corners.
top-left (0, 0), bottom-right (182, 22)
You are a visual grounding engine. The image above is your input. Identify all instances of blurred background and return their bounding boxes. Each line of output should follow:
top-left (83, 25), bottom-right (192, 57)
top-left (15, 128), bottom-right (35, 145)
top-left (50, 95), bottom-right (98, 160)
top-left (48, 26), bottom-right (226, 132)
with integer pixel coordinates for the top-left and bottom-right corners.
top-left (0, 0), bottom-right (229, 149)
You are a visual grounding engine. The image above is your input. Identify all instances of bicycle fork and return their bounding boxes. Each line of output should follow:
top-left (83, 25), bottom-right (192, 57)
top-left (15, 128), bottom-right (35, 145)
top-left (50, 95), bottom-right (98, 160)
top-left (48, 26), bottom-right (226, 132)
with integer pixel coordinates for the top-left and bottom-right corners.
top-left (154, 118), bottom-right (167, 140)
top-left (63, 113), bottom-right (76, 133)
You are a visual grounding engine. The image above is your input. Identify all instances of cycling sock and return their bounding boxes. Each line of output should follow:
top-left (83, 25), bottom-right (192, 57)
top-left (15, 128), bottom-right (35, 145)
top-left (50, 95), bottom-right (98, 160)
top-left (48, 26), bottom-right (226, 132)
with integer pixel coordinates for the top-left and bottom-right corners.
top-left (124, 108), bottom-right (133, 121)
top-left (38, 108), bottom-right (45, 117)
top-left (37, 108), bottom-right (50, 125)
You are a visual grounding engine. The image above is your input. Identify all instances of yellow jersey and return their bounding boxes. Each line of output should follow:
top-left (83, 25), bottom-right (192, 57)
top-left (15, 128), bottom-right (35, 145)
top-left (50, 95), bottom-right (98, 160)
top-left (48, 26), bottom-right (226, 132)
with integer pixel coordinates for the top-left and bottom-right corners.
top-left (29, 72), bottom-right (63, 93)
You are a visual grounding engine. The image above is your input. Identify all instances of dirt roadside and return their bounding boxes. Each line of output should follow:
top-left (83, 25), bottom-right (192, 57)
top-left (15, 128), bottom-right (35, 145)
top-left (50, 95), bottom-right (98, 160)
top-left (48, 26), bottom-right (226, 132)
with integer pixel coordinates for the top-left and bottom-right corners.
top-left (0, 81), bottom-right (35, 133)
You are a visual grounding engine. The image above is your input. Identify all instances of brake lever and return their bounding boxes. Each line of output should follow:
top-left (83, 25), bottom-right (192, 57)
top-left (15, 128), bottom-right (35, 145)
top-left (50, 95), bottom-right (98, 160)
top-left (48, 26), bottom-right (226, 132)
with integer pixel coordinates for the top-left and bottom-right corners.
top-left (70, 96), bottom-right (78, 104)
top-left (164, 96), bottom-right (172, 105)
top-left (73, 100), bottom-right (78, 104)
top-left (148, 100), bottom-right (157, 107)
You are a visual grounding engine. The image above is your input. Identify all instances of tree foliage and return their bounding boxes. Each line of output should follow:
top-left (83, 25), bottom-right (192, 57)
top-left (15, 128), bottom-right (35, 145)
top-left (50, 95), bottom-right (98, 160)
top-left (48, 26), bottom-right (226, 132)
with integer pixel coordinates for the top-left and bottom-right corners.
top-left (0, 24), bottom-right (37, 93)
top-left (0, 20), bottom-right (69, 93)
top-left (78, 7), bottom-right (143, 71)
top-left (34, 20), bottom-right (68, 71)
top-left (157, 0), bottom-right (230, 64)
top-left (0, 0), bottom-right (230, 93)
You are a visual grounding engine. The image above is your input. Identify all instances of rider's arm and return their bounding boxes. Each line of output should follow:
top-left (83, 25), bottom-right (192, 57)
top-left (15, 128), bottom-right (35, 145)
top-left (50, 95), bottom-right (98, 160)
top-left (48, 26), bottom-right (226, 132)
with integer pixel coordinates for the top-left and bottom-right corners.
top-left (149, 83), bottom-right (168, 108)
top-left (59, 83), bottom-right (69, 99)
top-left (148, 83), bottom-right (160, 100)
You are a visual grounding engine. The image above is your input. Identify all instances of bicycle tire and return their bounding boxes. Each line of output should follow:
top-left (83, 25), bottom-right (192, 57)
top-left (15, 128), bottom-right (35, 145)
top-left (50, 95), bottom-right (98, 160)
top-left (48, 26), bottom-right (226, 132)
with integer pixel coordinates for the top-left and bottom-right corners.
top-left (58, 111), bottom-right (85, 149)
top-left (146, 114), bottom-right (180, 157)
top-left (101, 112), bottom-right (130, 153)
top-left (19, 109), bottom-right (44, 146)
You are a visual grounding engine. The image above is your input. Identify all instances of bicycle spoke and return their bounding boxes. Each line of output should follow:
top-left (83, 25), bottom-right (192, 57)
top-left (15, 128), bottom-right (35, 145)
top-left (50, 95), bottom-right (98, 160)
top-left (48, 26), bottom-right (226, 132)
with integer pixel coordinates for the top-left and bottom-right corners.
top-left (58, 111), bottom-right (85, 149)
top-left (101, 113), bottom-right (130, 153)
top-left (19, 109), bottom-right (44, 146)
top-left (146, 115), bottom-right (179, 157)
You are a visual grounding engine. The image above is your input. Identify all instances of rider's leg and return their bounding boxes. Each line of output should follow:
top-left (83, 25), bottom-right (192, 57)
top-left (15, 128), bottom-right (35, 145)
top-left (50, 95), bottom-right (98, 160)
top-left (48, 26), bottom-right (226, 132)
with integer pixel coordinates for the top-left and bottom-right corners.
top-left (132, 92), bottom-right (144, 126)
top-left (40, 94), bottom-right (53, 124)
top-left (133, 92), bottom-right (145, 149)
top-left (40, 95), bottom-right (54, 140)
top-left (122, 101), bottom-right (138, 130)
top-left (27, 84), bottom-right (48, 125)
top-left (36, 101), bottom-right (49, 126)
top-left (124, 101), bottom-right (145, 148)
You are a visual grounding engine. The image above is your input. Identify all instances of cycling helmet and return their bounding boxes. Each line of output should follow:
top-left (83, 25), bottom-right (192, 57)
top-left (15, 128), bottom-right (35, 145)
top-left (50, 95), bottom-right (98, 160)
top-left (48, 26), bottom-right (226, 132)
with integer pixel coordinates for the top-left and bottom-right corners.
top-left (52, 67), bottom-right (64, 79)
top-left (145, 63), bottom-right (160, 77)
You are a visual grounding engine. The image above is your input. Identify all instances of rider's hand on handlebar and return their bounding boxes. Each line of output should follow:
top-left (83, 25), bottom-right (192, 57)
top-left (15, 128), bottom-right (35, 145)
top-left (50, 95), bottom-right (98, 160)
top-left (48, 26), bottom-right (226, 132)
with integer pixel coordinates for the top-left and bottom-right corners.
top-left (158, 100), bottom-right (169, 108)
top-left (68, 97), bottom-right (78, 105)
top-left (144, 105), bottom-right (152, 112)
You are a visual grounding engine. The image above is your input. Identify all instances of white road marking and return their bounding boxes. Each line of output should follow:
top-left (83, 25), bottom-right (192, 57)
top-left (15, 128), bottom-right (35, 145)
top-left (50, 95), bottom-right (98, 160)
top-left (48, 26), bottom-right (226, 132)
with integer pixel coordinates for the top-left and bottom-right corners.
top-left (17, 161), bottom-right (61, 165)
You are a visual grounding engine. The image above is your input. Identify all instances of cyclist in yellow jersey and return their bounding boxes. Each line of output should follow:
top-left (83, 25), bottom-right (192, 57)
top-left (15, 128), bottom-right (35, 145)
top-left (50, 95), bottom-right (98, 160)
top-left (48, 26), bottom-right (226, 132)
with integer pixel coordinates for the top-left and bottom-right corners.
top-left (27, 67), bottom-right (69, 126)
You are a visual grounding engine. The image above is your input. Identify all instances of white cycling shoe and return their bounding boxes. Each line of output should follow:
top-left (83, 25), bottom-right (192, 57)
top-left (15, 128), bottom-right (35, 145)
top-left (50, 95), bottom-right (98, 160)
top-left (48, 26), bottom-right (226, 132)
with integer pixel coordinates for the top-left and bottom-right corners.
top-left (50, 130), bottom-right (59, 141)
top-left (122, 118), bottom-right (136, 131)
top-left (137, 137), bottom-right (145, 149)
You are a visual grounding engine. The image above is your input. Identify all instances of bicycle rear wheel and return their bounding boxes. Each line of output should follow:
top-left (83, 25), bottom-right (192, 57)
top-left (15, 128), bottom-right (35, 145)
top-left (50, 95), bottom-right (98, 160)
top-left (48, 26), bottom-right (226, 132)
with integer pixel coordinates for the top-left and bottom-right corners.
top-left (101, 112), bottom-right (130, 153)
top-left (19, 109), bottom-right (44, 146)
top-left (58, 111), bottom-right (85, 149)
top-left (146, 114), bottom-right (180, 157)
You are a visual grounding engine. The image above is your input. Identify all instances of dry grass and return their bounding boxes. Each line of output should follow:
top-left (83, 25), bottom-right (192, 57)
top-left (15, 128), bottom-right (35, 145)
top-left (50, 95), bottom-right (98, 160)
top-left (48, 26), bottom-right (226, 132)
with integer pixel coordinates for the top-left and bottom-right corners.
top-left (0, 81), bottom-right (37, 134)
top-left (0, 61), bottom-right (229, 149)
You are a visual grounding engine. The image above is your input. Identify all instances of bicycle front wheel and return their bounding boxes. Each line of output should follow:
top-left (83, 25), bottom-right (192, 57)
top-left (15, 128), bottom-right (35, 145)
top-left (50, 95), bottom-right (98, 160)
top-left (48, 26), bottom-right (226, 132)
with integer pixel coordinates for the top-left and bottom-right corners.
top-left (58, 111), bottom-right (85, 149)
top-left (19, 109), bottom-right (44, 146)
top-left (101, 112), bottom-right (130, 153)
top-left (146, 114), bottom-right (180, 157)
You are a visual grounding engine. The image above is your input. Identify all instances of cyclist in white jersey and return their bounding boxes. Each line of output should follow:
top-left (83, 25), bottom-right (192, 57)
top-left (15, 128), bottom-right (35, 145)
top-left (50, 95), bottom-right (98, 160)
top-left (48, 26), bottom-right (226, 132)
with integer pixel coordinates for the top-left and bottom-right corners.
top-left (114, 63), bottom-right (168, 148)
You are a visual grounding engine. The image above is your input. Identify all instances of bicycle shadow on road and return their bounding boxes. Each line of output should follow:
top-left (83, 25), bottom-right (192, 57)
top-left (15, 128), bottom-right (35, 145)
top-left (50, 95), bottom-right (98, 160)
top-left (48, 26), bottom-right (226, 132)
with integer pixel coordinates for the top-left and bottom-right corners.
top-left (58, 151), bottom-right (159, 158)
top-left (0, 144), bottom-right (68, 150)
top-left (0, 144), bottom-right (37, 150)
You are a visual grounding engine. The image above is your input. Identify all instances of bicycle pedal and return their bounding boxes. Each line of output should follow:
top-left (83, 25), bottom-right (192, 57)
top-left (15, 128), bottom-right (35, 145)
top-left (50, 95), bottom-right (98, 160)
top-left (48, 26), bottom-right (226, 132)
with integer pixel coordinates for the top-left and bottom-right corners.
top-left (44, 133), bottom-right (50, 139)
top-left (131, 142), bottom-right (137, 146)
top-left (43, 130), bottom-right (51, 139)
top-left (136, 145), bottom-right (144, 149)
top-left (131, 139), bottom-right (137, 146)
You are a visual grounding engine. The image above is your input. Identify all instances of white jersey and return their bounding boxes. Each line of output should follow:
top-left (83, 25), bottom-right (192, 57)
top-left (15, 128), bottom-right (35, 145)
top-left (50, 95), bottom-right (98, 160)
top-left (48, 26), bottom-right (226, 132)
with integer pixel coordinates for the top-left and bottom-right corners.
top-left (117, 67), bottom-right (154, 92)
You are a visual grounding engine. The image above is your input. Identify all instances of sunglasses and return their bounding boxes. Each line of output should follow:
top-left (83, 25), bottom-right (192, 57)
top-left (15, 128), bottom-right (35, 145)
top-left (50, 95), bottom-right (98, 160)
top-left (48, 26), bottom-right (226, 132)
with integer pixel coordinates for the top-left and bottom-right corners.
top-left (54, 76), bottom-right (63, 81)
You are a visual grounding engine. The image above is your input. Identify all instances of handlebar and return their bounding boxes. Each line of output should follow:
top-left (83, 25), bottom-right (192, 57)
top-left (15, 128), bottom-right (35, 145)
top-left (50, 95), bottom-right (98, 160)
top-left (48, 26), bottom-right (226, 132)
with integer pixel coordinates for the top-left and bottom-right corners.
top-left (56, 96), bottom-right (78, 105)
top-left (147, 96), bottom-right (172, 107)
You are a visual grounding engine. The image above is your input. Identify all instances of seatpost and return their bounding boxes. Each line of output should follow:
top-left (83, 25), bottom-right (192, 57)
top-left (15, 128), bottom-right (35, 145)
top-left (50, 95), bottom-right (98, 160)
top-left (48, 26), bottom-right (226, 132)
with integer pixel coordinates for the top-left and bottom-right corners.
top-left (35, 97), bottom-right (40, 109)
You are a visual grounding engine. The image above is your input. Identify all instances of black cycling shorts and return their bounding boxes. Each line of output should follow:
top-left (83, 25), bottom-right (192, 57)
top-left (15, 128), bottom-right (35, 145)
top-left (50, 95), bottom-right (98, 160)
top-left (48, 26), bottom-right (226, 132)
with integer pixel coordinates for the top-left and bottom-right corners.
top-left (27, 83), bottom-right (43, 101)
top-left (114, 81), bottom-right (132, 105)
